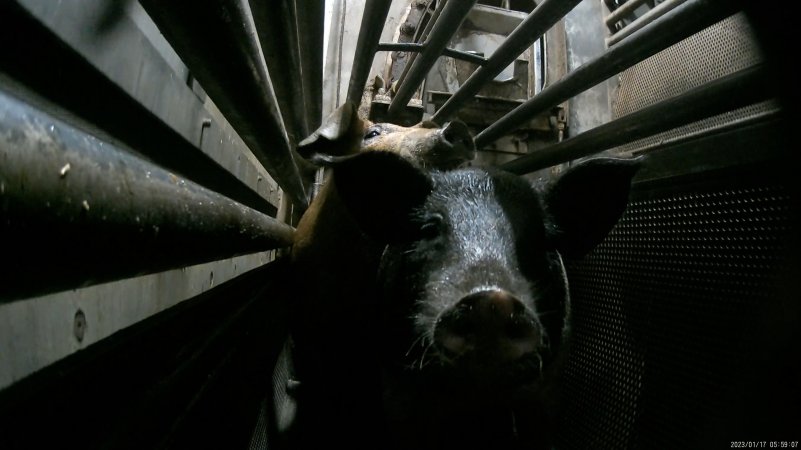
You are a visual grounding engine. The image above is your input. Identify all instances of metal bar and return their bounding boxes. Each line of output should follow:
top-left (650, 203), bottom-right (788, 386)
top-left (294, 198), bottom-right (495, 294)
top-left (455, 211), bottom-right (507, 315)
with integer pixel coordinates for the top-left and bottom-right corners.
top-left (0, 1), bottom-right (279, 217)
top-left (607, 0), bottom-right (687, 47)
top-left (296, 0), bottom-right (325, 131)
top-left (605, 0), bottom-right (648, 27)
top-left (474, 0), bottom-right (740, 148)
top-left (395, 0), bottom-right (445, 90)
top-left (346, 0), bottom-right (393, 106)
top-left (431, 0), bottom-right (583, 123)
top-left (0, 90), bottom-right (295, 302)
top-left (249, 0), bottom-right (309, 142)
top-left (138, 0), bottom-right (308, 209)
top-left (377, 42), bottom-right (488, 65)
top-left (499, 65), bottom-right (768, 174)
top-left (387, 0), bottom-right (478, 117)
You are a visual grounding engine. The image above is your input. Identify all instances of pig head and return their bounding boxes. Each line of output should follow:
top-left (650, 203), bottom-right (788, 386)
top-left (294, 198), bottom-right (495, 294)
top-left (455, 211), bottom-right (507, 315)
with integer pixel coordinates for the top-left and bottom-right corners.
top-left (288, 150), bottom-right (638, 450)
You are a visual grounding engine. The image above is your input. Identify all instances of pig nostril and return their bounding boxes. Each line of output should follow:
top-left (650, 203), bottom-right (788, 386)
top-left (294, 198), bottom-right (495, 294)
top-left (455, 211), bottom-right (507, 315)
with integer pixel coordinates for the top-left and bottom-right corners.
top-left (506, 316), bottom-right (535, 339)
top-left (434, 290), bottom-right (539, 358)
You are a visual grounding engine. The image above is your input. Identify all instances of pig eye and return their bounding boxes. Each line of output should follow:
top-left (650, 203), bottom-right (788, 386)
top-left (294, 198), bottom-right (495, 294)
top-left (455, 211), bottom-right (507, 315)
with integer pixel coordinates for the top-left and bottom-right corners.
top-left (418, 214), bottom-right (444, 240)
top-left (364, 127), bottom-right (381, 140)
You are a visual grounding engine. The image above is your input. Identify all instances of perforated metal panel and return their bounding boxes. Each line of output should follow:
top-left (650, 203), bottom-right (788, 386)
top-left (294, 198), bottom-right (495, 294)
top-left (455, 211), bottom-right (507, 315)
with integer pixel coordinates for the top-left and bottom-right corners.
top-left (556, 170), bottom-right (796, 449)
top-left (611, 13), bottom-right (778, 155)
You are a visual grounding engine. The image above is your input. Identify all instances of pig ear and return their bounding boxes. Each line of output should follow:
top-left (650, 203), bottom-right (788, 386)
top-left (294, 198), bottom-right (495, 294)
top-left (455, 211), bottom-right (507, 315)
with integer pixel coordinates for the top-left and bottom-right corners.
top-left (297, 101), bottom-right (366, 159)
top-left (544, 157), bottom-right (640, 258)
top-left (324, 151), bottom-right (433, 243)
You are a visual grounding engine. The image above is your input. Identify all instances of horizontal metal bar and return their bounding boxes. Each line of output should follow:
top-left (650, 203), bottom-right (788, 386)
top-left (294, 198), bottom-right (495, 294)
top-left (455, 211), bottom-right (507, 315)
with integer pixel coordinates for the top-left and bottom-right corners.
top-left (0, 89), bottom-right (295, 302)
top-left (377, 42), bottom-right (488, 65)
top-left (607, 0), bottom-right (687, 47)
top-left (388, 0), bottom-right (478, 117)
top-left (605, 0), bottom-right (649, 27)
top-left (431, 0), bottom-right (583, 123)
top-left (346, 0), bottom-right (393, 106)
top-left (0, 1), bottom-right (279, 217)
top-left (138, 0), bottom-right (309, 209)
top-left (499, 65), bottom-right (768, 174)
top-left (474, 0), bottom-right (740, 148)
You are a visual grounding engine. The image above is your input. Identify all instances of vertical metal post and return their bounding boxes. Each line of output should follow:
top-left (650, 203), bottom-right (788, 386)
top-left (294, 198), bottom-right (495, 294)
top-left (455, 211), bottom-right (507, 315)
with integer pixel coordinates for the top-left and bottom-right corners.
top-left (346, 0), bottom-right (393, 106)
top-left (387, 0), bottom-right (478, 117)
top-left (296, 0), bottom-right (325, 130)
top-left (430, 0), bottom-right (583, 123)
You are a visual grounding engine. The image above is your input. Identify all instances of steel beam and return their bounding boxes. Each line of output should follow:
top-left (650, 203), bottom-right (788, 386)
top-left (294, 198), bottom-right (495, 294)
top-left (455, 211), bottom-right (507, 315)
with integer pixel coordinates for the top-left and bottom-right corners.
top-left (431, 0), bottom-right (583, 123)
top-left (474, 0), bottom-right (740, 148)
top-left (500, 65), bottom-right (768, 174)
top-left (0, 90), bottom-right (295, 302)
top-left (387, 0), bottom-right (477, 117)
top-left (138, 0), bottom-right (308, 208)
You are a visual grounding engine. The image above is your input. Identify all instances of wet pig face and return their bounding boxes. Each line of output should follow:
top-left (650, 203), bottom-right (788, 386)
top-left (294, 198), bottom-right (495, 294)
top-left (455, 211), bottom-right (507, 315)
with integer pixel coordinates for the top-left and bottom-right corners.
top-left (378, 168), bottom-right (569, 388)
top-left (328, 151), bottom-right (638, 393)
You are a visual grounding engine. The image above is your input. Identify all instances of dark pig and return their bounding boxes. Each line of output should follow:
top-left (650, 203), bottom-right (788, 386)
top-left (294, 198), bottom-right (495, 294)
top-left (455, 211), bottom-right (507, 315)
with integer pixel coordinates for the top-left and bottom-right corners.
top-left (287, 104), bottom-right (475, 448)
top-left (287, 149), bottom-right (638, 449)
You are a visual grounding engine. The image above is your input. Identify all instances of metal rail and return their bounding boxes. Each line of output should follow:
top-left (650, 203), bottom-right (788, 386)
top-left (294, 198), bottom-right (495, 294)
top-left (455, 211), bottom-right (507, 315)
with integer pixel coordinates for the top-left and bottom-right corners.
top-left (430, 0), bottom-right (583, 123)
top-left (500, 65), bottom-right (768, 174)
top-left (605, 0), bottom-right (649, 28)
top-left (387, 0), bottom-right (477, 117)
top-left (377, 42), bottom-right (488, 66)
top-left (474, 0), bottom-right (740, 148)
top-left (607, 0), bottom-right (688, 47)
top-left (0, 1), bottom-right (279, 217)
top-left (138, 0), bottom-right (309, 209)
top-left (0, 90), bottom-right (295, 302)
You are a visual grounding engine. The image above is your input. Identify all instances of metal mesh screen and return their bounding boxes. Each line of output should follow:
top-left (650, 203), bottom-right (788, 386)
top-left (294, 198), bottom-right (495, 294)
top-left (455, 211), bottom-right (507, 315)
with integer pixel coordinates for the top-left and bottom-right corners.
top-left (556, 172), bottom-right (795, 449)
top-left (611, 13), bottom-right (778, 155)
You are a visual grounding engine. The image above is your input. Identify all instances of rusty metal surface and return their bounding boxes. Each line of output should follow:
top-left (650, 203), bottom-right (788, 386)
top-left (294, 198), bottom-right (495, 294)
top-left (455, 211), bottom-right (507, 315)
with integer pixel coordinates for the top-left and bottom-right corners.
top-left (0, 89), bottom-right (295, 302)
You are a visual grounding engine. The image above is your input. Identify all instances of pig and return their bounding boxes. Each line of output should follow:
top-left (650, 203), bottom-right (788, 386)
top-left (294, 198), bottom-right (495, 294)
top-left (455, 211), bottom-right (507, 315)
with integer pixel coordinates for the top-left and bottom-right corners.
top-left (296, 101), bottom-right (476, 169)
top-left (285, 103), bottom-right (476, 448)
top-left (286, 146), bottom-right (639, 449)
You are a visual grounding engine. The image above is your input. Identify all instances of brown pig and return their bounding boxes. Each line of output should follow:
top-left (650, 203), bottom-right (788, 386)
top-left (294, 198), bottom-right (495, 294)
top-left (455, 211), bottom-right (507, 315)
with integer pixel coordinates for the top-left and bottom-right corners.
top-left (286, 102), bottom-right (475, 449)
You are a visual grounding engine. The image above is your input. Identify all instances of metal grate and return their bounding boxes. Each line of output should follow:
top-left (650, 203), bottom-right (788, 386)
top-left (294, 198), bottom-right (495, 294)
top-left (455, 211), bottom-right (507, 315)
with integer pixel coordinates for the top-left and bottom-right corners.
top-left (557, 173), bottom-right (795, 449)
top-left (611, 13), bottom-right (776, 155)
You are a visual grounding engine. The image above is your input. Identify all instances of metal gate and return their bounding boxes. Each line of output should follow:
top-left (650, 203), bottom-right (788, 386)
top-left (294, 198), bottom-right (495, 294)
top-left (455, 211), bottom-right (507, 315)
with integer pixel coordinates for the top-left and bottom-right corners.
top-left (1, 0), bottom-right (797, 448)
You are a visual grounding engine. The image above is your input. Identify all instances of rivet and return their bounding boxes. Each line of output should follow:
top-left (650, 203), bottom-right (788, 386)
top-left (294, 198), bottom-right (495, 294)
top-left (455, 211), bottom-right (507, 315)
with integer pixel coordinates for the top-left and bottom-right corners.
top-left (74, 309), bottom-right (87, 343)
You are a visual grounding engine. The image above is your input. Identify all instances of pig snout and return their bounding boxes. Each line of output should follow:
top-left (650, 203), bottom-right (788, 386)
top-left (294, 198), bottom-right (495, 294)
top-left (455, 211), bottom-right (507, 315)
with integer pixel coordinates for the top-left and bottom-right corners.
top-left (431, 120), bottom-right (475, 168)
top-left (434, 289), bottom-right (541, 365)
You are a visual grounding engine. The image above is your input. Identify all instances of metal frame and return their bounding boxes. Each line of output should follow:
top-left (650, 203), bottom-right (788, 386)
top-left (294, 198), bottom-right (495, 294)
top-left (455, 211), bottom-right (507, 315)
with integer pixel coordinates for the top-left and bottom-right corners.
top-left (138, 0), bottom-right (309, 209)
top-left (474, 0), bottom-right (740, 149)
top-left (0, 0), bottom-right (786, 427)
top-left (387, 0), bottom-right (478, 117)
